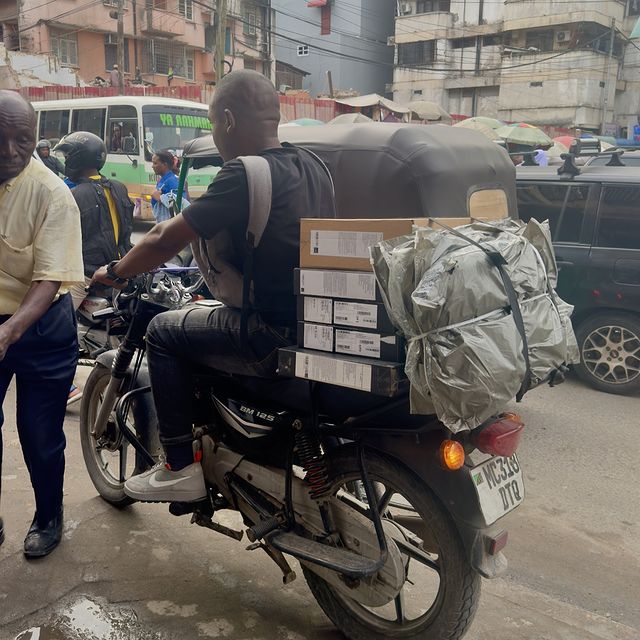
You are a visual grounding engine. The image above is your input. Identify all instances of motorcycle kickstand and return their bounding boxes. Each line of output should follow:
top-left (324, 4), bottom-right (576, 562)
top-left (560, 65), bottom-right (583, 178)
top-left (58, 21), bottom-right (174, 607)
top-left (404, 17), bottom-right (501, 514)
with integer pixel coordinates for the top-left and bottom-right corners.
top-left (246, 541), bottom-right (297, 584)
top-left (191, 512), bottom-right (244, 542)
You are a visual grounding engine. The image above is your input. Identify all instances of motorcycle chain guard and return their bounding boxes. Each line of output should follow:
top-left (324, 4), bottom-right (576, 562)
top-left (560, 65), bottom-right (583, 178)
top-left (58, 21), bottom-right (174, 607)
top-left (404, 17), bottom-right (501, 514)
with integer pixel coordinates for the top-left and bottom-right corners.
top-left (201, 435), bottom-right (406, 607)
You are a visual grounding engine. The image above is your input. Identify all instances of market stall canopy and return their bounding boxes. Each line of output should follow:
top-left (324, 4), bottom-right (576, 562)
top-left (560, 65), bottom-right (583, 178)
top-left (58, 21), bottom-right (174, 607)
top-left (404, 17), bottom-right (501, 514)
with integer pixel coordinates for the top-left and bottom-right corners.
top-left (182, 123), bottom-right (517, 220)
top-left (335, 94), bottom-right (411, 115)
top-left (497, 122), bottom-right (553, 147)
top-left (328, 113), bottom-right (374, 124)
top-left (407, 100), bottom-right (452, 124)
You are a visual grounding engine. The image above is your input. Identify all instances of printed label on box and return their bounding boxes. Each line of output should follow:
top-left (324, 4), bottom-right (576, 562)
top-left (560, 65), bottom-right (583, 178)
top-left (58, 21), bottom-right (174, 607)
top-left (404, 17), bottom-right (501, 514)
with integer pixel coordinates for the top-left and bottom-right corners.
top-left (303, 297), bottom-right (333, 324)
top-left (303, 323), bottom-right (334, 352)
top-left (334, 301), bottom-right (378, 329)
top-left (311, 230), bottom-right (383, 259)
top-left (295, 352), bottom-right (372, 391)
top-left (335, 329), bottom-right (381, 359)
top-left (299, 270), bottom-right (377, 301)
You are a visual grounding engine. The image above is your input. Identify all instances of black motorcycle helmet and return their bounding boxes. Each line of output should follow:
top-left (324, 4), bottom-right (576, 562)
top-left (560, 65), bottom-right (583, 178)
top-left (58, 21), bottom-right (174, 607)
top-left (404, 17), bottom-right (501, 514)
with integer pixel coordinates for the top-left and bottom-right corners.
top-left (53, 131), bottom-right (107, 180)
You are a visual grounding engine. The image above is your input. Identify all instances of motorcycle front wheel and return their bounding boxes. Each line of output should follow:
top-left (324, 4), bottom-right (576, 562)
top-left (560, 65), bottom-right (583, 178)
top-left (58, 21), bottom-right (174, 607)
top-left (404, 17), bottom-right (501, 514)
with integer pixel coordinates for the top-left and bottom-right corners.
top-left (79, 364), bottom-right (157, 507)
top-left (303, 448), bottom-right (480, 640)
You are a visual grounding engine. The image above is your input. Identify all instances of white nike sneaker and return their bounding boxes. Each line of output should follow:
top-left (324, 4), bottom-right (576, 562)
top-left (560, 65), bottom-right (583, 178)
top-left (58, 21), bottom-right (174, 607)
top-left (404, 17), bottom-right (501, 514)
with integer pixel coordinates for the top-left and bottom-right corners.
top-left (124, 462), bottom-right (207, 502)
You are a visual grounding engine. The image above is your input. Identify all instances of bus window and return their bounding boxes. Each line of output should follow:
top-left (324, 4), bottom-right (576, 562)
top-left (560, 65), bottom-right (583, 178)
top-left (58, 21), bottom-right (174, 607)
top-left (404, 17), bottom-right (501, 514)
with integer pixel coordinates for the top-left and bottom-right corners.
top-left (72, 108), bottom-right (106, 140)
top-left (108, 105), bottom-right (138, 154)
top-left (38, 110), bottom-right (70, 145)
top-left (142, 105), bottom-right (211, 159)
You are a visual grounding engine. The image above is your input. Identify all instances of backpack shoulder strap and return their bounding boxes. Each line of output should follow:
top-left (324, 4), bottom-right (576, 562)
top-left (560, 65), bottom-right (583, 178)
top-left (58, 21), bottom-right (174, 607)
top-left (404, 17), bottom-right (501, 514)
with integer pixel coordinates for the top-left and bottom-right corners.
top-left (237, 155), bottom-right (272, 248)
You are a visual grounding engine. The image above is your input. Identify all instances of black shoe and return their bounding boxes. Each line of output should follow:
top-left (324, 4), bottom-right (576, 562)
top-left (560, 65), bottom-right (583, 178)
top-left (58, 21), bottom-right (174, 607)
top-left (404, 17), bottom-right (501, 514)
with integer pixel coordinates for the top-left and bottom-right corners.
top-left (23, 510), bottom-right (63, 559)
top-left (0, 517), bottom-right (4, 546)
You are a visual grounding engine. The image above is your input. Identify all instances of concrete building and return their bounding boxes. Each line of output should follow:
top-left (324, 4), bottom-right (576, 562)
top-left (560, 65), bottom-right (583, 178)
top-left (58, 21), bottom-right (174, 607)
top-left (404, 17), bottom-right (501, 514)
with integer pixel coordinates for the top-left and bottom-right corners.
top-left (272, 0), bottom-right (394, 98)
top-left (391, 1), bottom-right (638, 134)
top-left (0, 0), bottom-right (272, 89)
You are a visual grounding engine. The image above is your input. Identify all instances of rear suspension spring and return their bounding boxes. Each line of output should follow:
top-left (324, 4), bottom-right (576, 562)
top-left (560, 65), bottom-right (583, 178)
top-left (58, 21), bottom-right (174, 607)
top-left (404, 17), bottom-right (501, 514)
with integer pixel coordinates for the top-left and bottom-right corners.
top-left (295, 429), bottom-right (331, 500)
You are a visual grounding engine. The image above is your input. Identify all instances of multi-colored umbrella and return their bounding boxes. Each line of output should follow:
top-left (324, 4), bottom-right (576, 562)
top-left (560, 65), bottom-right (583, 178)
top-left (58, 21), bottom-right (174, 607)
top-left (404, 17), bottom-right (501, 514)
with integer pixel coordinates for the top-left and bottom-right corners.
top-left (497, 122), bottom-right (553, 147)
top-left (328, 113), bottom-right (373, 124)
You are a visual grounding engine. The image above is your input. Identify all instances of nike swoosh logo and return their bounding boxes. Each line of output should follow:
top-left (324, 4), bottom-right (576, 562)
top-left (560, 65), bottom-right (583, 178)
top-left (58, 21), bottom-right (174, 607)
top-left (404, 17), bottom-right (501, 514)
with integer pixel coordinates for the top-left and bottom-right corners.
top-left (148, 475), bottom-right (192, 488)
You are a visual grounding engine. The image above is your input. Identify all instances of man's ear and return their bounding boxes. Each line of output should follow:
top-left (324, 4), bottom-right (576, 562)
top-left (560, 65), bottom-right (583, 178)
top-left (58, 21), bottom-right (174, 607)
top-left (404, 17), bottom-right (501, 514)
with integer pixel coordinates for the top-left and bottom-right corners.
top-left (224, 108), bottom-right (235, 134)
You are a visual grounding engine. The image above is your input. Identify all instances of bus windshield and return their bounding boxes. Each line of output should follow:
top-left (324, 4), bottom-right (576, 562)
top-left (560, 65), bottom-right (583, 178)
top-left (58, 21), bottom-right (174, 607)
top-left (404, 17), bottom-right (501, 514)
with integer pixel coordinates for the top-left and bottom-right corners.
top-left (142, 105), bottom-right (211, 156)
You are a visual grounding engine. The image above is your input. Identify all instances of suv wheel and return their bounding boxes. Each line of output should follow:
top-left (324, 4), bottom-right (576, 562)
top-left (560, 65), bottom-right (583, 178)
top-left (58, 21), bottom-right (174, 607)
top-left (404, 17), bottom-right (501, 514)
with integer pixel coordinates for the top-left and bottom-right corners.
top-left (575, 313), bottom-right (640, 395)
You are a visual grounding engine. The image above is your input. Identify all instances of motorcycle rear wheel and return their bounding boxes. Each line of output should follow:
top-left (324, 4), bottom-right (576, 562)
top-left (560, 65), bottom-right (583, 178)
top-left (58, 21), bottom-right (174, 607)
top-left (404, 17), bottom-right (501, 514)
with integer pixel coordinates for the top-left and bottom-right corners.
top-left (79, 364), bottom-right (154, 507)
top-left (303, 448), bottom-right (480, 640)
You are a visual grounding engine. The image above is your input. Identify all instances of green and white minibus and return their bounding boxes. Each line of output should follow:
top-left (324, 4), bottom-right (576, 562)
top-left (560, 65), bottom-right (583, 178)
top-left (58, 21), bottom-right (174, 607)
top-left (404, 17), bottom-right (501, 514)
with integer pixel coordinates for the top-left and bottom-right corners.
top-left (32, 96), bottom-right (216, 219)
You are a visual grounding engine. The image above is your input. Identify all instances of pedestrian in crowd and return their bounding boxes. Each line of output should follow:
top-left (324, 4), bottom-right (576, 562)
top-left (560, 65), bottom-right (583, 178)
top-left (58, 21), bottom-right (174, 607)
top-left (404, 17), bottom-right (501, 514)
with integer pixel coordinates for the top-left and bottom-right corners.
top-left (54, 131), bottom-right (134, 312)
top-left (109, 64), bottom-right (120, 88)
top-left (0, 91), bottom-right (84, 557)
top-left (167, 66), bottom-right (174, 87)
top-left (35, 139), bottom-right (65, 176)
top-left (134, 66), bottom-right (143, 84)
top-left (151, 150), bottom-right (179, 222)
top-left (111, 124), bottom-right (122, 152)
top-left (91, 70), bottom-right (336, 502)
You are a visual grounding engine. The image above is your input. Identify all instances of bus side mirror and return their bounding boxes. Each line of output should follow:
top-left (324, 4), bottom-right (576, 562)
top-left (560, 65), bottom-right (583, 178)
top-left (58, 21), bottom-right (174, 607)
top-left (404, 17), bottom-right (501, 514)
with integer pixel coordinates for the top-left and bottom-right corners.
top-left (132, 159), bottom-right (138, 168)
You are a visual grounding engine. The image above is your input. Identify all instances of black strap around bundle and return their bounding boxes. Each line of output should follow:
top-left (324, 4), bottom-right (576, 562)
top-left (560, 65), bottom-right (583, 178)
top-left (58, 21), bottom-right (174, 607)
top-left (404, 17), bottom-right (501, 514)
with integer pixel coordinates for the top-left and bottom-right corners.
top-left (429, 219), bottom-right (532, 402)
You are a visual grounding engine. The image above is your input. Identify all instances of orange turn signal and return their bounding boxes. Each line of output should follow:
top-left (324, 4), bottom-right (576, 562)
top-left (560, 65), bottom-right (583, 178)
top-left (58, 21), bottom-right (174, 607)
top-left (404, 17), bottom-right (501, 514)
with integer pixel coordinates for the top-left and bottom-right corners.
top-left (439, 439), bottom-right (465, 471)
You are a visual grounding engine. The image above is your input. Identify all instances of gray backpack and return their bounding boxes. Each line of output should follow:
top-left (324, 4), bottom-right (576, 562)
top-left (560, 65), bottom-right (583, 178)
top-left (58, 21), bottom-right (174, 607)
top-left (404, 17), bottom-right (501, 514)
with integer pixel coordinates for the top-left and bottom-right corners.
top-left (191, 155), bottom-right (273, 310)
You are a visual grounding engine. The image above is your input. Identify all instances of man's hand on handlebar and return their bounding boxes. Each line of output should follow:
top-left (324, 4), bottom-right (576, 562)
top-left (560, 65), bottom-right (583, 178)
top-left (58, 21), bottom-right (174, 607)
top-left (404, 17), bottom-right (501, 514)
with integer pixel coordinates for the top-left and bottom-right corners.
top-left (91, 264), bottom-right (129, 290)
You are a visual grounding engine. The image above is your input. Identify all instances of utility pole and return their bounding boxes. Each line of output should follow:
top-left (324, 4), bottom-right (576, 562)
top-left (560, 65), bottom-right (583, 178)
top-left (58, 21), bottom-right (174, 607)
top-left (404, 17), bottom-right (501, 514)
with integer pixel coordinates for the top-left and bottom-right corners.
top-left (117, 0), bottom-right (125, 94)
top-left (601, 18), bottom-right (615, 135)
top-left (327, 70), bottom-right (334, 98)
top-left (215, 0), bottom-right (228, 82)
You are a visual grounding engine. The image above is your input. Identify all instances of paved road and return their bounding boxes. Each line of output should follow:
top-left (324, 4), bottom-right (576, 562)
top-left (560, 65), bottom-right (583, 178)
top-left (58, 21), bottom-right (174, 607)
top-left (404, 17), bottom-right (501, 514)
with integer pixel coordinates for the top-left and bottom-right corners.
top-left (0, 371), bottom-right (638, 640)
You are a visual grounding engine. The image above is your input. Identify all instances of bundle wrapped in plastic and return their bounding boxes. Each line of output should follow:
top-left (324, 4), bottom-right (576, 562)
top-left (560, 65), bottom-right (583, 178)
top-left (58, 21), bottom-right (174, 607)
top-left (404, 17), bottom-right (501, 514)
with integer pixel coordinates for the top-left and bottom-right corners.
top-left (370, 218), bottom-right (579, 432)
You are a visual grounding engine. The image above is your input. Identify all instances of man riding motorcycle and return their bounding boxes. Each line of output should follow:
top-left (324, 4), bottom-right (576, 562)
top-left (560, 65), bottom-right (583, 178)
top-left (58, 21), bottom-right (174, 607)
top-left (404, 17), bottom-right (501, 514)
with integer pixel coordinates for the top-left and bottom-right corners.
top-left (92, 70), bottom-right (336, 502)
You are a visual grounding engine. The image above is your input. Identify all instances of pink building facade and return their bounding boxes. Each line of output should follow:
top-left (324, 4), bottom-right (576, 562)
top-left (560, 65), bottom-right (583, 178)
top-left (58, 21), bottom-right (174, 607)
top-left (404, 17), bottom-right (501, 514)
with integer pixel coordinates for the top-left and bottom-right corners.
top-left (0, 0), bottom-right (273, 89)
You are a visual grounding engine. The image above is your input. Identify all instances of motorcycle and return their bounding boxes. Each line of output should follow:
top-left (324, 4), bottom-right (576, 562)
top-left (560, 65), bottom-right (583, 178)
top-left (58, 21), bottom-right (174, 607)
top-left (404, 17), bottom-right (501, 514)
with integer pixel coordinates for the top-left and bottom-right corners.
top-left (79, 271), bottom-right (525, 640)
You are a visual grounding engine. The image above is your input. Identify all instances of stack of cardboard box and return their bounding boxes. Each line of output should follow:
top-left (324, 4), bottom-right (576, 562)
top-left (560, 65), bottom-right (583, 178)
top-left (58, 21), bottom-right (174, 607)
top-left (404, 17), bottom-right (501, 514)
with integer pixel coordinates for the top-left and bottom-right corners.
top-left (278, 217), bottom-right (477, 396)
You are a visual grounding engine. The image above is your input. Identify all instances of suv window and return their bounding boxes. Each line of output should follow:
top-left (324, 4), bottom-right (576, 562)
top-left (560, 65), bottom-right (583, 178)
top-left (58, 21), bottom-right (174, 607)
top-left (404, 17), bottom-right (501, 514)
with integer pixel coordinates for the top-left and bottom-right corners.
top-left (517, 183), bottom-right (589, 243)
top-left (596, 185), bottom-right (640, 250)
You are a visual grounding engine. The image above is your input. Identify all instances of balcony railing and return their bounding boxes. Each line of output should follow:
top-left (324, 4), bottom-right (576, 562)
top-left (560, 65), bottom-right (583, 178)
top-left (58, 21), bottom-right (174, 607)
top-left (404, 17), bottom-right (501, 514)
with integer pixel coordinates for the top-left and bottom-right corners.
top-left (140, 8), bottom-right (186, 37)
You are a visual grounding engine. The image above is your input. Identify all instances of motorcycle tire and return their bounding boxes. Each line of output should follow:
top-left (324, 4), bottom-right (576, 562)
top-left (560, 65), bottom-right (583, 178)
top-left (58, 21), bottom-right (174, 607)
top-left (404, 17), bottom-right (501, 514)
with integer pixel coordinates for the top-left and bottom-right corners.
top-left (303, 447), bottom-right (480, 640)
top-left (79, 364), bottom-right (142, 507)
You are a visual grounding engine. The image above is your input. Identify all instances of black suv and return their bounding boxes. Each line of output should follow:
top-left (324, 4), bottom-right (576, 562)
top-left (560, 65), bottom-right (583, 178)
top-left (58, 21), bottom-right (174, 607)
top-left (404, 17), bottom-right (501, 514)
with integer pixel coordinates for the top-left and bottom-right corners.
top-left (516, 164), bottom-right (640, 395)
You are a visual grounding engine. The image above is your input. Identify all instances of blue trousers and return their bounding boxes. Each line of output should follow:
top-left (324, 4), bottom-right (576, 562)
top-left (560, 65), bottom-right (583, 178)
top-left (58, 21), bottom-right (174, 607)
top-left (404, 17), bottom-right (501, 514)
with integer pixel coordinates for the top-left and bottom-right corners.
top-left (0, 295), bottom-right (77, 525)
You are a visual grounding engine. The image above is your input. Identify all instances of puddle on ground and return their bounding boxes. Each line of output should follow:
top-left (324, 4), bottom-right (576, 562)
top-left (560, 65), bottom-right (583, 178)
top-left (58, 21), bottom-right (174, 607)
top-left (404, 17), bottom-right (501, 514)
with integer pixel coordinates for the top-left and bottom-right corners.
top-left (13, 596), bottom-right (168, 640)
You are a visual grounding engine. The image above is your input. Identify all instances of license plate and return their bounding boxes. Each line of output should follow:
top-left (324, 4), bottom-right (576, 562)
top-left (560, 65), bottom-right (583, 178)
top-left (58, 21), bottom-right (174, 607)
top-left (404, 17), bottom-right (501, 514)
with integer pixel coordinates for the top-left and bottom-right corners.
top-left (471, 454), bottom-right (525, 525)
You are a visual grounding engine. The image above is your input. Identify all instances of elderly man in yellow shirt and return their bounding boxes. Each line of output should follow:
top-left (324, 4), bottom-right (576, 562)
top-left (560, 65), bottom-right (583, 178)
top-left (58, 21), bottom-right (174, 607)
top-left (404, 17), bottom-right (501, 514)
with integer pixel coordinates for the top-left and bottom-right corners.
top-left (0, 91), bottom-right (84, 558)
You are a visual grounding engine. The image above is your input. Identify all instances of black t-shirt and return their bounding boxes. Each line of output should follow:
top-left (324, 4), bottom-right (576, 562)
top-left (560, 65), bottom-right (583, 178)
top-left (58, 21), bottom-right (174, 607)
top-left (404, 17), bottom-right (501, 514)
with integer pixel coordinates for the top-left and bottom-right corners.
top-left (183, 145), bottom-right (336, 327)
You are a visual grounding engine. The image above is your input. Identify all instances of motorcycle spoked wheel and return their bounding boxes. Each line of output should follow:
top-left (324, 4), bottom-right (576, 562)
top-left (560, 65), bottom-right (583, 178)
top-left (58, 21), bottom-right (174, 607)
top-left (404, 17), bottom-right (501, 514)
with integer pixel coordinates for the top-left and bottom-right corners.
top-left (79, 364), bottom-right (150, 507)
top-left (303, 448), bottom-right (480, 640)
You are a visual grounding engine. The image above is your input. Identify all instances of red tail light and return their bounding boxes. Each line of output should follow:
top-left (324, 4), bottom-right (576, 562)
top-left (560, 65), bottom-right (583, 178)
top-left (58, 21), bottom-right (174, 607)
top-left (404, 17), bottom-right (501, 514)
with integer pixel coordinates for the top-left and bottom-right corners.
top-left (471, 413), bottom-right (524, 457)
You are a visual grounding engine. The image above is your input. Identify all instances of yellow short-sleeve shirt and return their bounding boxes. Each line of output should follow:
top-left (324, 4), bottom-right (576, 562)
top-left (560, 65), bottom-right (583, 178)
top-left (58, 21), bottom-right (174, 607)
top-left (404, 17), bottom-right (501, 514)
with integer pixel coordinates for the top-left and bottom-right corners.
top-left (0, 159), bottom-right (84, 315)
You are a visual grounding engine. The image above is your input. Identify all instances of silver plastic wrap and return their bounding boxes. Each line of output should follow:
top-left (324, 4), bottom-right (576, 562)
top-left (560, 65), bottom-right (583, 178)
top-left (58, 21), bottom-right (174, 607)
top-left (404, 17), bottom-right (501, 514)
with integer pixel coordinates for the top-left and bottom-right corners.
top-left (371, 218), bottom-right (579, 432)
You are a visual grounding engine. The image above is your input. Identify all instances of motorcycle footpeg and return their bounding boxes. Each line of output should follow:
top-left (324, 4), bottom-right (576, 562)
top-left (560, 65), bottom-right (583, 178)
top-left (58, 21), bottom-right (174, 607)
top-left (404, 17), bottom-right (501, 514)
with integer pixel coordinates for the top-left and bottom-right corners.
top-left (247, 515), bottom-right (282, 543)
top-left (169, 499), bottom-right (209, 517)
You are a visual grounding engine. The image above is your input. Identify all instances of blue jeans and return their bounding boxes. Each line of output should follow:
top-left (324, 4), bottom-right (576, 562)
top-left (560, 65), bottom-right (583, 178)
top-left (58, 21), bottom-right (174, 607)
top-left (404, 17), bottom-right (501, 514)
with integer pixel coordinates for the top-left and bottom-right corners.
top-left (146, 306), bottom-right (292, 463)
top-left (0, 295), bottom-right (77, 525)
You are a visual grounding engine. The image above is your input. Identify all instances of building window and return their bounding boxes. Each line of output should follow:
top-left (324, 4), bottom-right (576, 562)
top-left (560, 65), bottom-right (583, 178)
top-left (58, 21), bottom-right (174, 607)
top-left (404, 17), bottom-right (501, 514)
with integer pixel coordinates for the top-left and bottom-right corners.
top-left (104, 34), bottom-right (130, 72)
top-left (186, 51), bottom-right (195, 80)
top-left (244, 7), bottom-right (257, 37)
top-left (178, 0), bottom-right (193, 21)
top-left (51, 30), bottom-right (78, 66)
top-left (297, 44), bottom-right (310, 57)
top-left (416, 1), bottom-right (450, 13)
top-left (525, 30), bottom-right (554, 52)
top-left (397, 41), bottom-right (435, 66)
top-left (142, 39), bottom-right (187, 76)
top-left (244, 58), bottom-right (257, 71)
top-left (629, 0), bottom-right (640, 17)
top-left (451, 36), bottom-right (476, 50)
